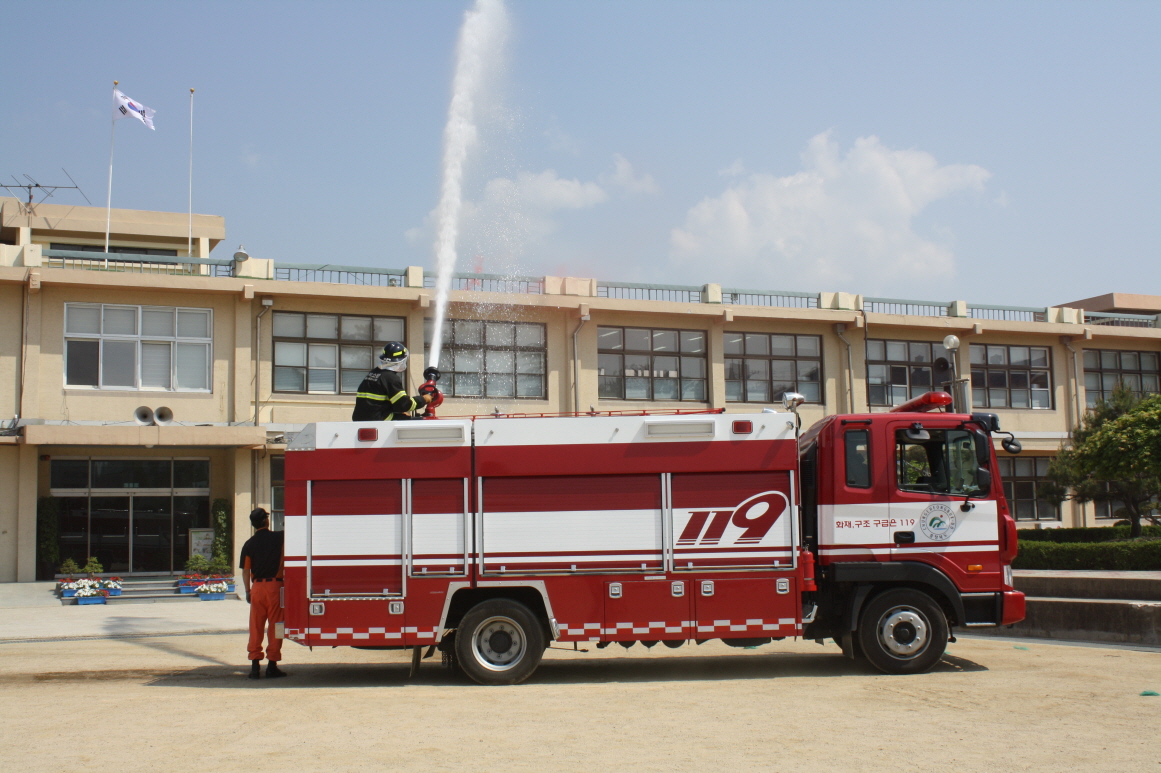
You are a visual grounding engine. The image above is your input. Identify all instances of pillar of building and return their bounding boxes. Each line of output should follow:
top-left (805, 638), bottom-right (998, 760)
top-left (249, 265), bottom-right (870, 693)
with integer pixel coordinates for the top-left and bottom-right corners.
top-left (16, 443), bottom-right (38, 582)
top-left (232, 447), bottom-right (254, 579)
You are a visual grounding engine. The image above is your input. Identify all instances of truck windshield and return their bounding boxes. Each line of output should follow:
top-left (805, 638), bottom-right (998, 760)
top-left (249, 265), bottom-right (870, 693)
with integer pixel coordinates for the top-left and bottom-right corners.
top-left (896, 429), bottom-right (984, 496)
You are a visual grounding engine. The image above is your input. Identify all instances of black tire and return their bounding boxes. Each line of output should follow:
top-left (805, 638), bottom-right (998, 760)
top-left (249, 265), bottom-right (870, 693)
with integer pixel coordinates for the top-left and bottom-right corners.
top-left (454, 599), bottom-right (545, 685)
top-left (857, 588), bottom-right (948, 675)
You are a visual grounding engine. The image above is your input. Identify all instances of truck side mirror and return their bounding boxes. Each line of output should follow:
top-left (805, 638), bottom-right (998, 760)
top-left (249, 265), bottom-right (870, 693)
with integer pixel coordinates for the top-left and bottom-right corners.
top-left (971, 429), bottom-right (991, 465)
top-left (1002, 437), bottom-right (1022, 454)
top-left (975, 467), bottom-right (992, 496)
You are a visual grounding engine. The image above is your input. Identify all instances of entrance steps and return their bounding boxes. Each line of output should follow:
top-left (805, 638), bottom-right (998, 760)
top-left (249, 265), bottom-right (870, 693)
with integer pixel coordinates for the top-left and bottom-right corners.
top-left (969, 570), bottom-right (1161, 647)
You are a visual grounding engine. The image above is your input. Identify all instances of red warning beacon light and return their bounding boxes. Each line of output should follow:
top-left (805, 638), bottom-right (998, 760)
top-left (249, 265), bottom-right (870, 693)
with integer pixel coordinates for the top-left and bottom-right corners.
top-left (889, 391), bottom-right (954, 414)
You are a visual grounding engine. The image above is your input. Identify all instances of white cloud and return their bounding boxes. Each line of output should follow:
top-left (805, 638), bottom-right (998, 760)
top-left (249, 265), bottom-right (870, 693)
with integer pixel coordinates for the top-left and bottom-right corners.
top-left (718, 158), bottom-right (746, 177)
top-left (605, 154), bottom-right (659, 195)
top-left (669, 132), bottom-right (991, 295)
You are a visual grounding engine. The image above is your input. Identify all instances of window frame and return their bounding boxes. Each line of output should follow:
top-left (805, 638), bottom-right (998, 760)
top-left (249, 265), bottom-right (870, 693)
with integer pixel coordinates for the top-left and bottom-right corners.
top-left (424, 319), bottom-right (548, 400)
top-left (969, 343), bottom-right (1053, 410)
top-left (597, 325), bottom-right (708, 402)
top-left (997, 457), bottom-right (1060, 522)
top-left (844, 429), bottom-right (872, 489)
top-left (63, 303), bottom-right (213, 392)
top-left (271, 311), bottom-right (407, 395)
top-left (724, 331), bottom-right (823, 405)
top-left (866, 338), bottom-right (953, 408)
top-left (1081, 348), bottom-right (1161, 408)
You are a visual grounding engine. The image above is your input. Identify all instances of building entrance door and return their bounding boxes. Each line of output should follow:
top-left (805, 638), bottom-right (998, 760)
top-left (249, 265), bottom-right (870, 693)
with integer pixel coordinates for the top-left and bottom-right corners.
top-left (90, 497), bottom-right (131, 573)
top-left (132, 496), bottom-right (173, 572)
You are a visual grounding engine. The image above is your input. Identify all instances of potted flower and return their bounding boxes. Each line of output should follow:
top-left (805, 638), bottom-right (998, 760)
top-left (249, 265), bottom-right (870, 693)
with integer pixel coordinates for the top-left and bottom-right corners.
top-left (59, 578), bottom-right (80, 598)
top-left (75, 587), bottom-right (108, 605)
top-left (102, 577), bottom-right (123, 596)
top-left (178, 573), bottom-right (205, 593)
top-left (195, 581), bottom-right (229, 601)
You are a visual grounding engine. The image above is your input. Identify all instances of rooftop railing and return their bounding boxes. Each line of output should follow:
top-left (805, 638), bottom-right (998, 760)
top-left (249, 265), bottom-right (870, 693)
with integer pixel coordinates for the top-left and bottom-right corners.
top-left (967, 304), bottom-right (1048, 323)
top-left (1083, 311), bottom-right (1157, 328)
top-left (31, 249), bottom-right (1158, 329)
top-left (597, 282), bottom-right (702, 303)
top-left (423, 272), bottom-right (544, 294)
top-left (722, 289), bottom-right (818, 308)
top-left (274, 263), bottom-right (406, 287)
top-left (863, 297), bottom-right (949, 317)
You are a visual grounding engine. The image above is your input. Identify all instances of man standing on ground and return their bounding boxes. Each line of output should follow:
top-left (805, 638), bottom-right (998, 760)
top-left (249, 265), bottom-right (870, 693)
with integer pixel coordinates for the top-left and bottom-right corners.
top-left (240, 507), bottom-right (286, 679)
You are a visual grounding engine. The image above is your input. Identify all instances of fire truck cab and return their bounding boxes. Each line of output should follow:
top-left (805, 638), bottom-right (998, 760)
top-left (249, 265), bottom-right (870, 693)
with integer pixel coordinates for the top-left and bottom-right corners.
top-left (283, 398), bottom-right (1024, 684)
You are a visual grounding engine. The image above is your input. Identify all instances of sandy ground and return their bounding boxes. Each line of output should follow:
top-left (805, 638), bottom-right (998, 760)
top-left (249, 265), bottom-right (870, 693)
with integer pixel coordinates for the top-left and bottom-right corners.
top-left (1, 633), bottom-right (1159, 772)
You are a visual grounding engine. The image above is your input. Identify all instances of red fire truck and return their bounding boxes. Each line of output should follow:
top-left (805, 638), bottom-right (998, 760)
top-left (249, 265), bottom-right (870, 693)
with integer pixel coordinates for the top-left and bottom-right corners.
top-left (282, 392), bottom-right (1025, 684)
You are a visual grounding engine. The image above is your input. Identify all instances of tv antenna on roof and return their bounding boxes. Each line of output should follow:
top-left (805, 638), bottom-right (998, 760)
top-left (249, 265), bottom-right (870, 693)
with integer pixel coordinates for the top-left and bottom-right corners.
top-left (2, 169), bottom-right (92, 214)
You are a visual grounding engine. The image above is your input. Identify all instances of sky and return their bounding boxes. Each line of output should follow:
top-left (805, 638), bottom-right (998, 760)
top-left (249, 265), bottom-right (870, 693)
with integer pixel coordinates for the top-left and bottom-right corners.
top-left (4, 0), bottom-right (1159, 306)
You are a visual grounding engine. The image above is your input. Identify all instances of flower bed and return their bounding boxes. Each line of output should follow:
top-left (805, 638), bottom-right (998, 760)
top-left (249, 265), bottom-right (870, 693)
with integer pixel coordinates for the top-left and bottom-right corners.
top-left (60, 578), bottom-right (103, 598)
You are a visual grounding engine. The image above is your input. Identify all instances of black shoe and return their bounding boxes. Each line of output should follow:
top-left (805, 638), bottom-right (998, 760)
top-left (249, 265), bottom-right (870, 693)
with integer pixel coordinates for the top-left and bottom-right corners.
top-left (248, 660), bottom-right (261, 680)
top-left (266, 662), bottom-right (287, 679)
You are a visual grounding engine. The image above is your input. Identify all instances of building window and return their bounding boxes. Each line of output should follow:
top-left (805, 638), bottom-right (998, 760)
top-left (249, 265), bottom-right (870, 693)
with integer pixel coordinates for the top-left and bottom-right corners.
top-left (270, 455), bottom-right (285, 532)
top-left (272, 312), bottom-right (405, 394)
top-left (49, 457), bottom-right (211, 573)
top-left (64, 303), bottom-right (212, 391)
top-left (1082, 349), bottom-right (1160, 408)
top-left (598, 327), bottom-right (707, 401)
top-left (997, 457), bottom-right (1059, 521)
top-left (866, 339), bottom-right (952, 407)
top-left (425, 319), bottom-right (546, 399)
top-left (724, 332), bottom-right (821, 404)
top-left (970, 344), bottom-right (1052, 409)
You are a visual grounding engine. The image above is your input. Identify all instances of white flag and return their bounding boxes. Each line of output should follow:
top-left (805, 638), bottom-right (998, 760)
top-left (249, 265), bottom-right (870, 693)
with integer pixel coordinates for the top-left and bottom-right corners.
top-left (113, 89), bottom-right (156, 130)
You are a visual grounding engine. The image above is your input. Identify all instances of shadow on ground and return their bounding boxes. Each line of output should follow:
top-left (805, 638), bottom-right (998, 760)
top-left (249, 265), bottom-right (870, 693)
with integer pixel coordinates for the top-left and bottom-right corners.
top-left (128, 650), bottom-right (986, 689)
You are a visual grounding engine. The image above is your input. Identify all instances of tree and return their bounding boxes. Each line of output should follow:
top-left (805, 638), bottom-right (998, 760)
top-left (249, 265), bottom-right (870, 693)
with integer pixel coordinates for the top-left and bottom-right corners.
top-left (1044, 386), bottom-right (1161, 538)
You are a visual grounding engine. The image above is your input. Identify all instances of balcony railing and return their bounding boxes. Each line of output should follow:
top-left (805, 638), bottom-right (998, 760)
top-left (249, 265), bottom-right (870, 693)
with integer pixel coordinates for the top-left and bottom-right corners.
top-left (42, 249), bottom-right (232, 276)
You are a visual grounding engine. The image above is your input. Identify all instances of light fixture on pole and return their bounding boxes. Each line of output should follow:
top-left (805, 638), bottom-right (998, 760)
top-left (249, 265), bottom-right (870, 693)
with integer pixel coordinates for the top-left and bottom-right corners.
top-left (942, 334), bottom-right (963, 412)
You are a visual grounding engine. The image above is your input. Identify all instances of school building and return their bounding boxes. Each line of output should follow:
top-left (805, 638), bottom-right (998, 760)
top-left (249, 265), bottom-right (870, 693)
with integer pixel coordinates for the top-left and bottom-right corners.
top-left (2, 194), bottom-right (1159, 582)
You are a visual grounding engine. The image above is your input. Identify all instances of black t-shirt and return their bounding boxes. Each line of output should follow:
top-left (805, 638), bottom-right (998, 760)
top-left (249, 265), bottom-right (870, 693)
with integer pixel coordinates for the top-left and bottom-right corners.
top-left (239, 529), bottom-right (284, 580)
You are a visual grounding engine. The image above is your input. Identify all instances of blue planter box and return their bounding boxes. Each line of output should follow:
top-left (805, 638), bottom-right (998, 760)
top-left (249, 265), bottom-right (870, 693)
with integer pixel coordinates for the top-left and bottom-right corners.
top-left (179, 584), bottom-right (198, 594)
top-left (61, 589), bottom-right (77, 598)
top-left (76, 596), bottom-right (106, 605)
top-left (105, 588), bottom-right (122, 596)
top-left (199, 592), bottom-right (226, 601)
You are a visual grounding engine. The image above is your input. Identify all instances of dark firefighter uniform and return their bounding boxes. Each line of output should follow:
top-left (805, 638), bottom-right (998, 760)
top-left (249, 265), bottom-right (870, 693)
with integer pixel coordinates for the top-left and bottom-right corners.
top-left (352, 367), bottom-right (419, 421)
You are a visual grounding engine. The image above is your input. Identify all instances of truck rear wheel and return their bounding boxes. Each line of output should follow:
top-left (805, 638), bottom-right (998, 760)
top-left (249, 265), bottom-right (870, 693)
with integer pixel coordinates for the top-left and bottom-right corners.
top-left (455, 599), bottom-right (545, 685)
top-left (857, 588), bottom-right (948, 675)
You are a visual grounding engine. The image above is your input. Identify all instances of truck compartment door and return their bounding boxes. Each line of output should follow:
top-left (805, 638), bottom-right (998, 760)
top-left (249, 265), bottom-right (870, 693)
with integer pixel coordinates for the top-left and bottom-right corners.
top-left (411, 477), bottom-right (469, 576)
top-left (308, 478), bottom-right (403, 597)
top-left (480, 474), bottom-right (664, 574)
top-left (671, 471), bottom-right (795, 570)
top-left (693, 578), bottom-right (799, 640)
top-left (603, 580), bottom-right (692, 641)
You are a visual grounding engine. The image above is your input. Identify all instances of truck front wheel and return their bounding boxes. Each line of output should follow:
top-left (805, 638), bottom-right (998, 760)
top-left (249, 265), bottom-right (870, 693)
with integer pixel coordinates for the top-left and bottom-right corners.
top-left (857, 589), bottom-right (948, 675)
top-left (455, 599), bottom-right (545, 685)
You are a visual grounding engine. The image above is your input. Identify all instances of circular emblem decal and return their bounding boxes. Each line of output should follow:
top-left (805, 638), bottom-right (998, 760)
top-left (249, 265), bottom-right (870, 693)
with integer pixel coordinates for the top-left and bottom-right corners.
top-left (919, 503), bottom-right (957, 541)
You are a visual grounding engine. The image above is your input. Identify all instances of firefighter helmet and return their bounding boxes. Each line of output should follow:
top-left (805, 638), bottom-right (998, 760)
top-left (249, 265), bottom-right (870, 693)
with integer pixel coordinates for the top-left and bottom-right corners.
top-left (379, 342), bottom-right (409, 372)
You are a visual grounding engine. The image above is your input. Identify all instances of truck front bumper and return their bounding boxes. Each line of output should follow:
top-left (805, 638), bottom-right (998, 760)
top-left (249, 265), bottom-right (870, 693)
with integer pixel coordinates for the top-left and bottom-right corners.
top-left (1001, 590), bottom-right (1026, 626)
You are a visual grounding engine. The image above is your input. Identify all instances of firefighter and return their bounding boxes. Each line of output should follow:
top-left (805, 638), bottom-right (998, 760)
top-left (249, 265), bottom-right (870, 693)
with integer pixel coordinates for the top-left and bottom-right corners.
top-left (240, 507), bottom-right (286, 679)
top-left (351, 342), bottom-right (438, 422)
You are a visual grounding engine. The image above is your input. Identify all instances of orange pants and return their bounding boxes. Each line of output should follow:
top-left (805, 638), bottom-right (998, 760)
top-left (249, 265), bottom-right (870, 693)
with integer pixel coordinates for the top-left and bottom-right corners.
top-left (248, 581), bottom-right (283, 662)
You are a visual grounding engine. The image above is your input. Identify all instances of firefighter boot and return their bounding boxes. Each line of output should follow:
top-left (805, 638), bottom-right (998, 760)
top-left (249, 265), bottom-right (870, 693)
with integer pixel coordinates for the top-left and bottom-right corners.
top-left (266, 661), bottom-right (287, 679)
top-left (249, 660), bottom-right (261, 680)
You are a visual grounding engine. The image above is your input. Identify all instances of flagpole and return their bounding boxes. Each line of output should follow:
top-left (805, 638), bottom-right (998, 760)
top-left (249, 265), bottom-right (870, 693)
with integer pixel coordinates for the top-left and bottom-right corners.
top-left (104, 80), bottom-right (118, 266)
top-left (188, 88), bottom-right (194, 257)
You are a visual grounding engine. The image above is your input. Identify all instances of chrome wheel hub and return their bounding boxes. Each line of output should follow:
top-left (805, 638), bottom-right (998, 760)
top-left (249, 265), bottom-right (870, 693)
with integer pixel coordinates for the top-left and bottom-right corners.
top-left (878, 607), bottom-right (929, 657)
top-left (472, 616), bottom-right (526, 672)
